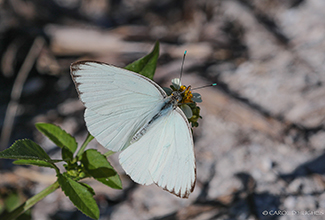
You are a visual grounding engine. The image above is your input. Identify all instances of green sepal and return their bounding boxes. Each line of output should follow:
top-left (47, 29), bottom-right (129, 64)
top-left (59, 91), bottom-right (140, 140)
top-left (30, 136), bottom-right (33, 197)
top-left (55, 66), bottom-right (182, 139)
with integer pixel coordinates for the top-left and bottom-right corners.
top-left (35, 123), bottom-right (78, 153)
top-left (180, 104), bottom-right (193, 119)
top-left (57, 173), bottom-right (99, 220)
top-left (163, 87), bottom-right (173, 95)
top-left (125, 41), bottom-right (159, 80)
top-left (192, 93), bottom-right (202, 103)
top-left (187, 103), bottom-right (201, 127)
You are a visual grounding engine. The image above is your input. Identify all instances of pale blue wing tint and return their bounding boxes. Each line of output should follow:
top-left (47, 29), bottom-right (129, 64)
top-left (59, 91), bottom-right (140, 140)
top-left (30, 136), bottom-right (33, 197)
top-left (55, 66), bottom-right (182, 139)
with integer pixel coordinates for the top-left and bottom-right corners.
top-left (119, 108), bottom-right (195, 198)
top-left (71, 61), bottom-right (167, 151)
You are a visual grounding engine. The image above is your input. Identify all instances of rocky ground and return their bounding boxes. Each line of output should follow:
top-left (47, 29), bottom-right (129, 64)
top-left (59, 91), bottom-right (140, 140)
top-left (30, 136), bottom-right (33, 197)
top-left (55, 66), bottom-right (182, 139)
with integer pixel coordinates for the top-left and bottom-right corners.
top-left (1, 0), bottom-right (325, 219)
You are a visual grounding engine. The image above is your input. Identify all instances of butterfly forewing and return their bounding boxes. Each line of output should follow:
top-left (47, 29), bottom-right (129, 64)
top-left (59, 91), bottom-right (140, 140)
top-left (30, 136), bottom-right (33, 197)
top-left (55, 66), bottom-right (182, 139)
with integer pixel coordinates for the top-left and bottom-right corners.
top-left (71, 61), bottom-right (166, 151)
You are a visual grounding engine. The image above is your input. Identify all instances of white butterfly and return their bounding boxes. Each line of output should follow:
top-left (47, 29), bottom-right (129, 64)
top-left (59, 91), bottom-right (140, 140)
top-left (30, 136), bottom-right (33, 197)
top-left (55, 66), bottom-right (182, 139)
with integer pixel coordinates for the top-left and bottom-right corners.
top-left (71, 61), bottom-right (196, 198)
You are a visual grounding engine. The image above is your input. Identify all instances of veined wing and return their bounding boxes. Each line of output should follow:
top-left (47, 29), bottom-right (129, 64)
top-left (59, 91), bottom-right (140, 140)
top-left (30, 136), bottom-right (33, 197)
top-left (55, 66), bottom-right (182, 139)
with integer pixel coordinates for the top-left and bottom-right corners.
top-left (119, 108), bottom-right (196, 198)
top-left (70, 61), bottom-right (167, 151)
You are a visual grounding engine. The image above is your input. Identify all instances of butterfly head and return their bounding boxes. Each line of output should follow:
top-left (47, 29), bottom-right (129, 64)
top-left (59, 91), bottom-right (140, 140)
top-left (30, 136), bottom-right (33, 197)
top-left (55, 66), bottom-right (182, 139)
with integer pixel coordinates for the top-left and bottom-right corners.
top-left (171, 91), bottom-right (183, 104)
top-left (164, 78), bottom-right (202, 127)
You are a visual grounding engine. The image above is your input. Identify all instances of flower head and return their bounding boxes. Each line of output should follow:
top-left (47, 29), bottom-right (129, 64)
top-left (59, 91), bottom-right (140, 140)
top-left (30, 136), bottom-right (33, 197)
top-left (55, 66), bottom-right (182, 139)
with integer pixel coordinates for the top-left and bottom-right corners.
top-left (163, 78), bottom-right (202, 127)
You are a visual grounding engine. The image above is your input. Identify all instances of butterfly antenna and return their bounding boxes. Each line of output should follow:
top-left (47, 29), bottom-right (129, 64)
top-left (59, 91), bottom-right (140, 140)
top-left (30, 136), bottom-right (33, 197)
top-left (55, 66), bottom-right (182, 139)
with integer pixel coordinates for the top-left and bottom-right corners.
top-left (192, 83), bottom-right (217, 91)
top-left (180, 50), bottom-right (187, 82)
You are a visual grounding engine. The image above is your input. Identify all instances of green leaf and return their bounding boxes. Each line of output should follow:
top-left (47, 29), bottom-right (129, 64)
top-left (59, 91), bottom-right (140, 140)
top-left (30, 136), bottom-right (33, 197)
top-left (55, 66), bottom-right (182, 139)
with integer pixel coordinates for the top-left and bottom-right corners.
top-left (81, 149), bottom-right (122, 189)
top-left (0, 139), bottom-right (53, 161)
top-left (79, 182), bottom-right (95, 196)
top-left (35, 123), bottom-right (78, 153)
top-left (57, 173), bottom-right (99, 220)
top-left (1, 189), bottom-right (32, 220)
top-left (13, 159), bottom-right (55, 168)
top-left (125, 41), bottom-right (159, 80)
top-left (4, 192), bottom-right (20, 212)
top-left (104, 174), bottom-right (123, 190)
top-left (62, 146), bottom-right (73, 161)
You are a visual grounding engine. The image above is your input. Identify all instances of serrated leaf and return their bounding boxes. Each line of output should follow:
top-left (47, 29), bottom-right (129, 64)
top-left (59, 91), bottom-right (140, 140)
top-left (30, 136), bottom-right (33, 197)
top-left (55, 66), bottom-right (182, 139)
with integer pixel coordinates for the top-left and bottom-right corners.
top-left (35, 123), bottom-right (77, 153)
top-left (125, 41), bottom-right (159, 80)
top-left (79, 182), bottom-right (95, 196)
top-left (105, 174), bottom-right (123, 190)
top-left (62, 146), bottom-right (73, 161)
top-left (0, 139), bottom-right (53, 161)
top-left (13, 159), bottom-right (55, 168)
top-left (57, 173), bottom-right (99, 219)
top-left (81, 149), bottom-right (122, 189)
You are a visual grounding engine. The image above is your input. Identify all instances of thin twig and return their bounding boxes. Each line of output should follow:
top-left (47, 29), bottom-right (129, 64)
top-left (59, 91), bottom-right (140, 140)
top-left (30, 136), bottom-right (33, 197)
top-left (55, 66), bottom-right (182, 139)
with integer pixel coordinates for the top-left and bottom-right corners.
top-left (2, 181), bottom-right (60, 220)
top-left (0, 36), bottom-right (45, 150)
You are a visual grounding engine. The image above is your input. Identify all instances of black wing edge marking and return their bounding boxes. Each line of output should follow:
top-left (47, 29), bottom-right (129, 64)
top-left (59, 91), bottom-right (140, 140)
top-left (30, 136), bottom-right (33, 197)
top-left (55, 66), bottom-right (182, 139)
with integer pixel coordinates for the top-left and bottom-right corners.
top-left (161, 166), bottom-right (196, 199)
top-left (70, 60), bottom-right (167, 99)
top-left (157, 107), bottom-right (197, 199)
top-left (69, 61), bottom-right (91, 103)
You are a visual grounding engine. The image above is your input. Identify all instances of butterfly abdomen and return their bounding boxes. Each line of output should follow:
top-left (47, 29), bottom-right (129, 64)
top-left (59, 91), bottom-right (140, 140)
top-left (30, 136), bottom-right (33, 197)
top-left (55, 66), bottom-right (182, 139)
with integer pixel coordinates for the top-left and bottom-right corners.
top-left (131, 97), bottom-right (176, 144)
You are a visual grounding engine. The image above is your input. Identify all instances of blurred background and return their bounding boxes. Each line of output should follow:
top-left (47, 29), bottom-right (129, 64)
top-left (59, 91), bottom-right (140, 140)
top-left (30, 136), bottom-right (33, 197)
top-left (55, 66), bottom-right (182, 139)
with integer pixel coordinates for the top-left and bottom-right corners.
top-left (1, 0), bottom-right (325, 219)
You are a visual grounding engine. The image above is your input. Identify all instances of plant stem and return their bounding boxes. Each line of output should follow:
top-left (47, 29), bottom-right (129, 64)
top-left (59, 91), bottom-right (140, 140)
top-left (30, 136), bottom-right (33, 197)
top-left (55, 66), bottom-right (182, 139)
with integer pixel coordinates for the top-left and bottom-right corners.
top-left (104, 150), bottom-right (115, 157)
top-left (3, 181), bottom-right (60, 220)
top-left (76, 133), bottom-right (94, 158)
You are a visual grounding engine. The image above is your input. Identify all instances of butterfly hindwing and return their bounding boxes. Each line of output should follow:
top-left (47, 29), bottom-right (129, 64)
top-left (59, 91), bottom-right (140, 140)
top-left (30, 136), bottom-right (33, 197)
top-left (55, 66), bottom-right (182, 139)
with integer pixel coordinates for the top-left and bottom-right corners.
top-left (119, 107), bottom-right (196, 198)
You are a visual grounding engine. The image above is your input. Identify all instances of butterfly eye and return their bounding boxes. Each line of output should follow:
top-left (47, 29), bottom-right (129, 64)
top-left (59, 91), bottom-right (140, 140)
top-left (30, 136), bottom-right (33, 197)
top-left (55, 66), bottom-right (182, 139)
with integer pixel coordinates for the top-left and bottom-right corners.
top-left (177, 94), bottom-right (183, 102)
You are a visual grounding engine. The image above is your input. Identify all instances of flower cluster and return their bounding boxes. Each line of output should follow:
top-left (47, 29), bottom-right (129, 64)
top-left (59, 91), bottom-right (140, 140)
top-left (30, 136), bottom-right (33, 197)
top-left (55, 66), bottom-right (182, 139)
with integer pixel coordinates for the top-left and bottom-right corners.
top-left (163, 78), bottom-right (202, 127)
